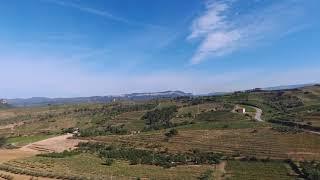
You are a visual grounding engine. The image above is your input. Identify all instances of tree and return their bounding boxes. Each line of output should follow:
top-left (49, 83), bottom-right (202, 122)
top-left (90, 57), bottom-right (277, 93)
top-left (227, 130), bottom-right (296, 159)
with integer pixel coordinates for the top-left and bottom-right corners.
top-left (165, 128), bottom-right (178, 138)
top-left (105, 158), bottom-right (114, 166)
top-left (0, 137), bottom-right (6, 147)
top-left (198, 169), bottom-right (214, 180)
top-left (142, 106), bottom-right (177, 130)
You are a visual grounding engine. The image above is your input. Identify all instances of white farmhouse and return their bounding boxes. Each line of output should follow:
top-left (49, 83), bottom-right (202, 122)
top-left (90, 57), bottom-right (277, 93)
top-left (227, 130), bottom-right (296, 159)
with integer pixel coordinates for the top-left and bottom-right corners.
top-left (236, 108), bottom-right (246, 114)
top-left (0, 99), bottom-right (7, 104)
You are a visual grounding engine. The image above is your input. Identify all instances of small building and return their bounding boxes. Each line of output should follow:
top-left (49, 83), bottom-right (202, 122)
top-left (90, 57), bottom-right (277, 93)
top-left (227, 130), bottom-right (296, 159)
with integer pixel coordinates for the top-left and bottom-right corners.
top-left (0, 99), bottom-right (7, 104)
top-left (71, 128), bottom-right (80, 136)
top-left (235, 108), bottom-right (246, 114)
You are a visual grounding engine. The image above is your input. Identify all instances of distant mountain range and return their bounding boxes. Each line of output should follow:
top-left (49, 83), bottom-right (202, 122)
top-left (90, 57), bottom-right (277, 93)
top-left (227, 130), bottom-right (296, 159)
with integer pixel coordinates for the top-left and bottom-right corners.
top-left (2, 83), bottom-right (317, 107)
top-left (5, 91), bottom-right (193, 107)
top-left (261, 83), bottom-right (315, 91)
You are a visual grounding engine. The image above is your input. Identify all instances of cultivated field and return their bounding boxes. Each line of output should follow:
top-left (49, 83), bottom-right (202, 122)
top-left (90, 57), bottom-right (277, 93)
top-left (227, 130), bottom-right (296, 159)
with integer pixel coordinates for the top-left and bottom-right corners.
top-left (0, 85), bottom-right (319, 179)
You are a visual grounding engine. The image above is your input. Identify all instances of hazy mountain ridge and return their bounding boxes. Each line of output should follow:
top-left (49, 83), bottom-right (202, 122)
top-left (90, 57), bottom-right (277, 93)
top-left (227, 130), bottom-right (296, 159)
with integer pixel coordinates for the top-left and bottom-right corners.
top-left (5, 91), bottom-right (193, 107)
top-left (3, 83), bottom-right (317, 107)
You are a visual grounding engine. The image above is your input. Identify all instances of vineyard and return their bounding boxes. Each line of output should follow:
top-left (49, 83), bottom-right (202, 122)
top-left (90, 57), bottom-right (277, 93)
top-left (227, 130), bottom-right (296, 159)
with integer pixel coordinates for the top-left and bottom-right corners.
top-left (0, 85), bottom-right (320, 179)
top-left (91, 127), bottom-right (320, 160)
top-left (2, 154), bottom-right (215, 179)
top-left (225, 160), bottom-right (294, 180)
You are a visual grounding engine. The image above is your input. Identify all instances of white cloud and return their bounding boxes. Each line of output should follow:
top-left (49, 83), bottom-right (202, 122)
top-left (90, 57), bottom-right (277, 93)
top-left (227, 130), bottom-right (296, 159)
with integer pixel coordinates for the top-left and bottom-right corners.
top-left (188, 1), bottom-right (228, 39)
top-left (191, 30), bottom-right (241, 64)
top-left (188, 0), bottom-right (308, 64)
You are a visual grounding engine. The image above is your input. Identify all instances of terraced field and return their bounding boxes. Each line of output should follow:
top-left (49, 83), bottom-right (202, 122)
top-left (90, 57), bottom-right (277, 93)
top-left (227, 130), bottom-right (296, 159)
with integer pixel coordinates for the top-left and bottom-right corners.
top-left (225, 160), bottom-right (294, 180)
top-left (92, 128), bottom-right (320, 160)
top-left (3, 153), bottom-right (215, 179)
top-left (303, 112), bottom-right (320, 127)
top-left (109, 110), bottom-right (146, 131)
top-left (0, 85), bottom-right (319, 179)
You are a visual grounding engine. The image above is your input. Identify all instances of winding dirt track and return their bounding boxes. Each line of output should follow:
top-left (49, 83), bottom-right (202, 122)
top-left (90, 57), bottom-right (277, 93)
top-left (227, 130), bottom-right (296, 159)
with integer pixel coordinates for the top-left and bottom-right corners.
top-left (243, 106), bottom-right (320, 135)
top-left (252, 106), bottom-right (263, 122)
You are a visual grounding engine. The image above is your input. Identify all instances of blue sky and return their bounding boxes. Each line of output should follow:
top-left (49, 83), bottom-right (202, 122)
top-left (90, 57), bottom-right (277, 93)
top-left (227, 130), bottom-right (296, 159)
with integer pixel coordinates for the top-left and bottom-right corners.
top-left (0, 0), bottom-right (319, 98)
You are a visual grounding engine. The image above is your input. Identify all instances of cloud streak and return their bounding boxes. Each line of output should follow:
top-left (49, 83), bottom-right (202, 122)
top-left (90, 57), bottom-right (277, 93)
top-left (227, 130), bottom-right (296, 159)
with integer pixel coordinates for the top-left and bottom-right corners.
top-left (42, 0), bottom-right (164, 29)
top-left (188, 0), bottom-right (308, 64)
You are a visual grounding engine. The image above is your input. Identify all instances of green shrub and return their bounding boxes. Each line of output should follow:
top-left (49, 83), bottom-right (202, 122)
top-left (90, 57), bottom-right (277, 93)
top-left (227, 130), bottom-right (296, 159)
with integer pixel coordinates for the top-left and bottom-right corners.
top-left (165, 128), bottom-right (178, 138)
top-left (198, 169), bottom-right (213, 180)
top-left (105, 158), bottom-right (114, 166)
top-left (79, 124), bottom-right (128, 137)
top-left (37, 150), bottom-right (80, 158)
top-left (0, 137), bottom-right (6, 147)
top-left (301, 161), bottom-right (320, 180)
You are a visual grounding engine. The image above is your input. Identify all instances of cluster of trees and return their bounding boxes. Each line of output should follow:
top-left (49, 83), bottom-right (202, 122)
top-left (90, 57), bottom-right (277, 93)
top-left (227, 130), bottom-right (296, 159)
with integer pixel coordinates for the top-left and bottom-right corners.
top-left (198, 169), bottom-right (213, 180)
top-left (61, 127), bottom-right (76, 134)
top-left (196, 110), bottom-right (243, 122)
top-left (72, 103), bottom-right (158, 128)
top-left (271, 125), bottom-right (302, 134)
top-left (110, 103), bottom-right (157, 113)
top-left (267, 93), bottom-right (303, 111)
top-left (142, 106), bottom-right (177, 130)
top-left (79, 124), bottom-right (128, 137)
top-left (77, 142), bottom-right (222, 168)
top-left (249, 92), bottom-right (304, 114)
top-left (37, 150), bottom-right (80, 158)
top-left (269, 119), bottom-right (320, 132)
top-left (300, 161), bottom-right (320, 180)
top-left (0, 137), bottom-right (6, 147)
top-left (72, 103), bottom-right (157, 117)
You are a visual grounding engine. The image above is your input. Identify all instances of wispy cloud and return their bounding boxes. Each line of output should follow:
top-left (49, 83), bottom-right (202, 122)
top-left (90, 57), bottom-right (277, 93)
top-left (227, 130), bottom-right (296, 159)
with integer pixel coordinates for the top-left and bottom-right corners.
top-left (188, 0), bottom-right (308, 64)
top-left (44, 0), bottom-right (130, 23)
top-left (42, 0), bottom-right (164, 29)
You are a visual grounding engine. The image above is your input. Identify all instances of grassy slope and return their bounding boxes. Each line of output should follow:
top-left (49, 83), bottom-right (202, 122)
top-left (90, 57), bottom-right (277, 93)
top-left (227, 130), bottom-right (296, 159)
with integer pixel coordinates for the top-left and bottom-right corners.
top-left (226, 160), bottom-right (294, 180)
top-left (7, 134), bottom-right (54, 146)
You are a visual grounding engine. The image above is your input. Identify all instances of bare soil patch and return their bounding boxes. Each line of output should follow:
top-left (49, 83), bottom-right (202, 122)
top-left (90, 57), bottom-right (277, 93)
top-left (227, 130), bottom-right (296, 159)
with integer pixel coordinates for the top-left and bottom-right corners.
top-left (0, 134), bottom-right (83, 163)
top-left (20, 134), bottom-right (83, 153)
top-left (214, 161), bottom-right (226, 180)
top-left (0, 149), bottom-right (35, 163)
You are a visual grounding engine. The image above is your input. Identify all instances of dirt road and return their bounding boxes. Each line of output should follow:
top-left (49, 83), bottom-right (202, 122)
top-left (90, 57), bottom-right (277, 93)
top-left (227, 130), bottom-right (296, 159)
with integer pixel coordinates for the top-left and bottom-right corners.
top-left (246, 106), bottom-right (320, 135)
top-left (214, 161), bottom-right (226, 180)
top-left (252, 106), bottom-right (263, 122)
